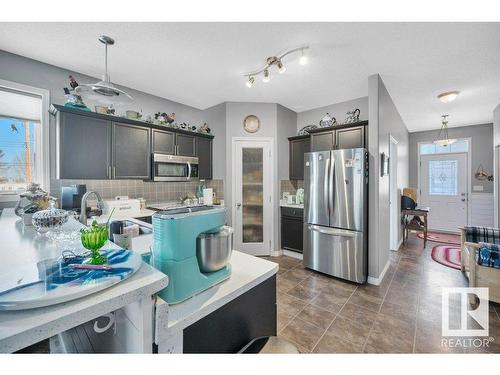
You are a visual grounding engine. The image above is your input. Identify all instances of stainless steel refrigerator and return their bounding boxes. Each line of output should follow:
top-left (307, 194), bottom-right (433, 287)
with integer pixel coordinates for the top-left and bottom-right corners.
top-left (303, 148), bottom-right (368, 283)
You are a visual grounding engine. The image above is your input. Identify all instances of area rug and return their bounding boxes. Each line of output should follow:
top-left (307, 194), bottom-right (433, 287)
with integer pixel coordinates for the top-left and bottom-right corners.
top-left (431, 245), bottom-right (461, 270)
top-left (417, 231), bottom-right (461, 245)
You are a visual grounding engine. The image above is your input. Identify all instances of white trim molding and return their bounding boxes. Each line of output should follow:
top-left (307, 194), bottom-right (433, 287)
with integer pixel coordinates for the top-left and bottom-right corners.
top-left (0, 79), bottom-right (50, 197)
top-left (282, 249), bottom-right (303, 260)
top-left (367, 260), bottom-right (391, 286)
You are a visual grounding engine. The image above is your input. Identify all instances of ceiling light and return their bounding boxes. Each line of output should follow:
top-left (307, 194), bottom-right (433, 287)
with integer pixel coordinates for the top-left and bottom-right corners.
top-left (434, 114), bottom-right (456, 146)
top-left (245, 76), bottom-right (255, 88)
top-left (242, 45), bottom-right (308, 87)
top-left (75, 35), bottom-right (133, 104)
top-left (262, 69), bottom-right (270, 83)
top-left (299, 49), bottom-right (308, 66)
top-left (277, 59), bottom-right (286, 74)
top-left (437, 91), bottom-right (460, 103)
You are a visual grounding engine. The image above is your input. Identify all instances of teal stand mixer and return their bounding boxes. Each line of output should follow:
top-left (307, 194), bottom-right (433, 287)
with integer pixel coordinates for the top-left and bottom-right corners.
top-left (151, 206), bottom-right (232, 304)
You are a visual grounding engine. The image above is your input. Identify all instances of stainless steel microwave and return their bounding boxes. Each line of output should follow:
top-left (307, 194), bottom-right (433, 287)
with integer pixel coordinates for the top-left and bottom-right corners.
top-left (152, 153), bottom-right (199, 181)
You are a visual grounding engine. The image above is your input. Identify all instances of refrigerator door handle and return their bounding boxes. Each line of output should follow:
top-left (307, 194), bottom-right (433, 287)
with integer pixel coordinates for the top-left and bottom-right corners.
top-left (324, 156), bottom-right (330, 218)
top-left (329, 154), bottom-right (335, 216)
top-left (308, 225), bottom-right (357, 238)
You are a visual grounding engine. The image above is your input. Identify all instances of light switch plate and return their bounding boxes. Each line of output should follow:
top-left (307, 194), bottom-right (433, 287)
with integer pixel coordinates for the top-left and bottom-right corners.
top-left (473, 185), bottom-right (484, 191)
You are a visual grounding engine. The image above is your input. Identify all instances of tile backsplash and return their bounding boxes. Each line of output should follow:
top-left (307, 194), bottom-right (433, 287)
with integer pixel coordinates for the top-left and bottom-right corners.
top-left (280, 180), bottom-right (304, 198)
top-left (50, 179), bottom-right (224, 204)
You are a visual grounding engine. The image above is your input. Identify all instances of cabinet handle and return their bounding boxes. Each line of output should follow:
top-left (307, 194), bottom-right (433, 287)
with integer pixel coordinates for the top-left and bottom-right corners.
top-left (113, 166), bottom-right (116, 179)
top-left (108, 166), bottom-right (111, 178)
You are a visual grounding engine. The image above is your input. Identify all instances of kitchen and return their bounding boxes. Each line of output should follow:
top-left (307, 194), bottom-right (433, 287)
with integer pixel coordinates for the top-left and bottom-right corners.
top-left (1, 18), bottom-right (500, 362)
top-left (0, 26), bottom-right (369, 354)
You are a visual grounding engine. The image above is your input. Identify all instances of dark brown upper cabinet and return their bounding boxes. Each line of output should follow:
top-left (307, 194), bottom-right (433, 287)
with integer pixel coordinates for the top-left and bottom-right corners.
top-left (289, 121), bottom-right (368, 180)
top-left (335, 125), bottom-right (365, 149)
top-left (310, 130), bottom-right (335, 152)
top-left (52, 104), bottom-right (214, 181)
top-left (175, 133), bottom-right (197, 157)
top-left (196, 137), bottom-right (213, 180)
top-left (57, 110), bottom-right (111, 180)
top-left (152, 129), bottom-right (176, 154)
top-left (112, 122), bottom-right (151, 179)
top-left (288, 136), bottom-right (310, 180)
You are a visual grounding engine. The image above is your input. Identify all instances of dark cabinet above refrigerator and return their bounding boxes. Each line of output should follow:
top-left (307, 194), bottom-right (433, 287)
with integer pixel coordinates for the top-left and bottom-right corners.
top-left (288, 121), bottom-right (368, 180)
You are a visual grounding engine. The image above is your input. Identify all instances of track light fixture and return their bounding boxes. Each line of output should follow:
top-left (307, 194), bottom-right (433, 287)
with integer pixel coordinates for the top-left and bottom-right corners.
top-left (299, 49), bottom-right (308, 65)
top-left (277, 59), bottom-right (286, 74)
top-left (243, 46), bottom-right (309, 88)
top-left (245, 76), bottom-right (255, 88)
top-left (262, 69), bottom-right (270, 83)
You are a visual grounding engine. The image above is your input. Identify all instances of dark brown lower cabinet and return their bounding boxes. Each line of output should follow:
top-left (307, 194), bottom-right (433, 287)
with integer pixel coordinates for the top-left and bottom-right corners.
top-left (281, 207), bottom-right (304, 253)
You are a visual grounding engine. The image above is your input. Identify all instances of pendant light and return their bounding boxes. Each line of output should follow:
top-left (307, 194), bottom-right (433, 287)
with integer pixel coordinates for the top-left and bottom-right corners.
top-left (76, 35), bottom-right (133, 104)
top-left (434, 114), bottom-right (456, 147)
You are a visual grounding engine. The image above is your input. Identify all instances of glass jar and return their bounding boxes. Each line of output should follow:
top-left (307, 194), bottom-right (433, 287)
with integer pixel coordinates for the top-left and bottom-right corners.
top-left (32, 200), bottom-right (69, 233)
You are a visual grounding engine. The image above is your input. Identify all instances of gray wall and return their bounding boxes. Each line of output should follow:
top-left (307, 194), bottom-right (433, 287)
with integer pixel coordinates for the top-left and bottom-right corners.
top-left (368, 74), bottom-right (409, 282)
top-left (409, 123), bottom-right (494, 194)
top-left (204, 102), bottom-right (226, 181)
top-left (297, 96), bottom-right (368, 132)
top-left (494, 103), bottom-right (500, 226)
top-left (277, 104), bottom-right (298, 181)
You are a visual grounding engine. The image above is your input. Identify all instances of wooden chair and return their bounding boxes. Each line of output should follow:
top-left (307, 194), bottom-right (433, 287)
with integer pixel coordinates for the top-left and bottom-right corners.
top-left (459, 227), bottom-right (500, 305)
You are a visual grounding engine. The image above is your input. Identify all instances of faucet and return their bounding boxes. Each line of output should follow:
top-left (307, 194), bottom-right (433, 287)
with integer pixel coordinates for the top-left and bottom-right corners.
top-left (79, 191), bottom-right (104, 225)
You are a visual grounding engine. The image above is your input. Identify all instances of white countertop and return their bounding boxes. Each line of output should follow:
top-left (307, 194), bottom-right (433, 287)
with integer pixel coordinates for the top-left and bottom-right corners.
top-left (155, 250), bottom-right (278, 343)
top-left (280, 203), bottom-right (304, 209)
top-left (0, 209), bottom-right (168, 353)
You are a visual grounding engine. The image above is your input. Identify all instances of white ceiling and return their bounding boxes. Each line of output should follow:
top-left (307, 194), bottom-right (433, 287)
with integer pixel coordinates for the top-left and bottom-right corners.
top-left (0, 22), bottom-right (499, 132)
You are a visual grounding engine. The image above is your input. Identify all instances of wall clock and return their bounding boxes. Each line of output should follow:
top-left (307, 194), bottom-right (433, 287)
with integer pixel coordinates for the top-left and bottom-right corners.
top-left (243, 115), bottom-right (260, 133)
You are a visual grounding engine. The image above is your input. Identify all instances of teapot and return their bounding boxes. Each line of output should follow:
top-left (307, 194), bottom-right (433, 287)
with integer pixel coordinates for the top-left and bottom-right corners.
top-left (14, 183), bottom-right (50, 217)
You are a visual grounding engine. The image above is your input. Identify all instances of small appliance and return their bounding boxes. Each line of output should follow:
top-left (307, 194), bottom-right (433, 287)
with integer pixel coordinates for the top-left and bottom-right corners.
top-left (303, 148), bottom-right (368, 283)
top-left (61, 184), bottom-right (87, 213)
top-left (102, 198), bottom-right (142, 220)
top-left (152, 206), bottom-right (232, 304)
top-left (152, 153), bottom-right (199, 181)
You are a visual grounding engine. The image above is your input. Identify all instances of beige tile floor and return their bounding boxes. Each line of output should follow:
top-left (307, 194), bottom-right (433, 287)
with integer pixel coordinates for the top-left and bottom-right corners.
top-left (264, 233), bottom-right (500, 353)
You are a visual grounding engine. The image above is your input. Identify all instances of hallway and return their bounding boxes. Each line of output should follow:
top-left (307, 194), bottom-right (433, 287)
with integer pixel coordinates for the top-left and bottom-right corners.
top-left (267, 233), bottom-right (500, 353)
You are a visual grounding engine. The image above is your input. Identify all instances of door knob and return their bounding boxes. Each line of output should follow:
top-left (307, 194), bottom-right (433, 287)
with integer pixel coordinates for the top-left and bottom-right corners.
top-left (461, 198), bottom-right (466, 202)
top-left (236, 203), bottom-right (242, 208)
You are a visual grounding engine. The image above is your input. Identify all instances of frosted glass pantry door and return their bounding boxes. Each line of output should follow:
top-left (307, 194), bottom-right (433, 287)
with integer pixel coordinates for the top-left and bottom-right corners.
top-left (420, 153), bottom-right (468, 232)
top-left (232, 139), bottom-right (273, 256)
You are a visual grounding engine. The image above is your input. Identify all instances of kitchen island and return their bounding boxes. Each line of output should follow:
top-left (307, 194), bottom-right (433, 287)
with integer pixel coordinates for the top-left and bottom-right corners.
top-left (0, 208), bottom-right (279, 353)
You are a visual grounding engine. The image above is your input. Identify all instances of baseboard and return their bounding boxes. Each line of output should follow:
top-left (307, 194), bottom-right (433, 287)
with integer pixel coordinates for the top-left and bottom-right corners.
top-left (367, 259), bottom-right (390, 286)
top-left (390, 237), bottom-right (403, 252)
top-left (282, 249), bottom-right (303, 260)
top-left (270, 249), bottom-right (282, 257)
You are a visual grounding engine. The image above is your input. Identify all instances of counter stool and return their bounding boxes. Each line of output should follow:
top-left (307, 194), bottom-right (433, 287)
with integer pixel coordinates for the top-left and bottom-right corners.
top-left (239, 336), bottom-right (300, 354)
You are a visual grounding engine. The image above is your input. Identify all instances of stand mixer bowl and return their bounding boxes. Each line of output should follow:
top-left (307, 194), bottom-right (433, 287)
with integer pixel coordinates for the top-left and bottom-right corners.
top-left (196, 226), bottom-right (233, 273)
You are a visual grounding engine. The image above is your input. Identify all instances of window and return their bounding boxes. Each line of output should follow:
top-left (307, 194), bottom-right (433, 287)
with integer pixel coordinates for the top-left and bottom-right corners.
top-left (428, 160), bottom-right (458, 196)
top-left (0, 82), bottom-right (47, 198)
top-left (419, 139), bottom-right (469, 155)
top-left (0, 117), bottom-right (39, 193)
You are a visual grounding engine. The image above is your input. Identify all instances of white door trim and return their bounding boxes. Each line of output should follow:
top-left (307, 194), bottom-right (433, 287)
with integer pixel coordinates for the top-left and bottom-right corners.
top-left (0, 78), bottom-right (50, 196)
top-left (417, 138), bottom-right (472, 226)
top-left (231, 137), bottom-right (275, 256)
top-left (389, 134), bottom-right (399, 251)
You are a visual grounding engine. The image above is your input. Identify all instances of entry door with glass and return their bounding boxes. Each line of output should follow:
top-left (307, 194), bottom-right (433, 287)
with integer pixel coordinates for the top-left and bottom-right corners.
top-left (420, 153), bottom-right (468, 232)
top-left (232, 139), bottom-right (273, 256)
